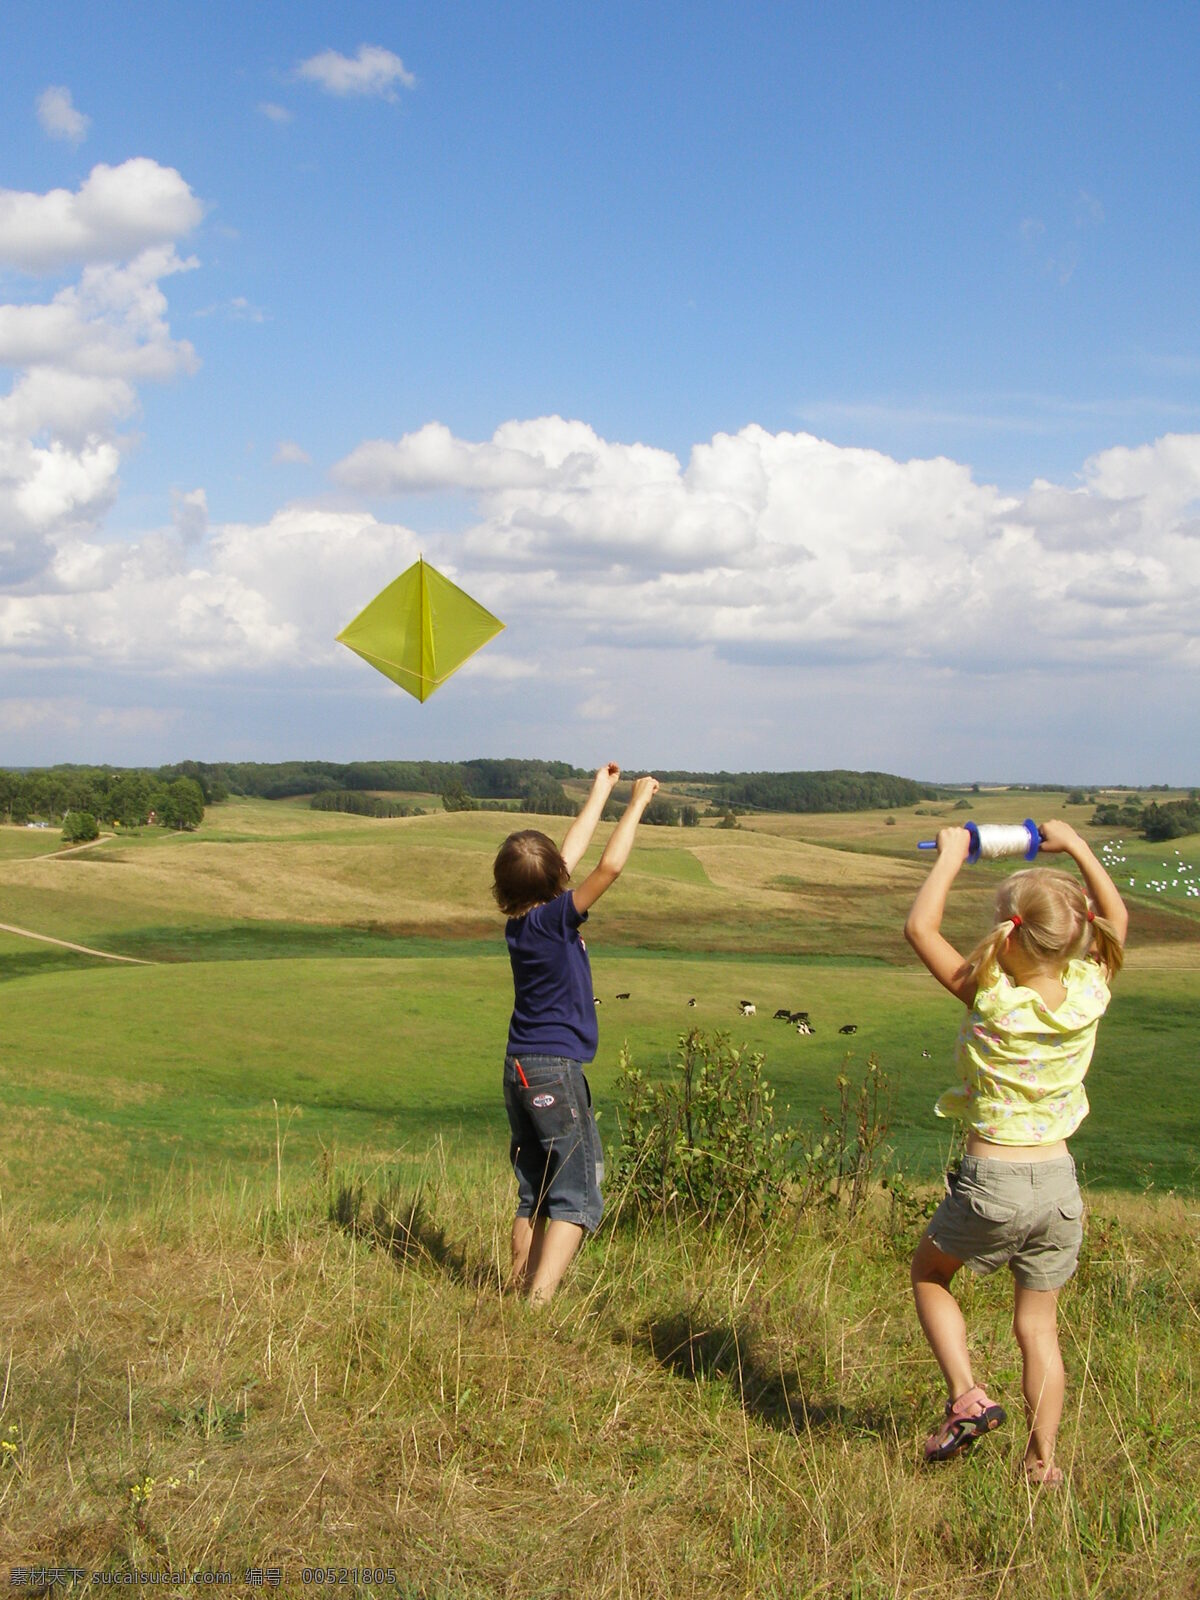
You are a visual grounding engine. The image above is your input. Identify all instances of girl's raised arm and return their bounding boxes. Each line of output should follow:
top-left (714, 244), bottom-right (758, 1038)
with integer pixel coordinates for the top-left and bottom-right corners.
top-left (904, 826), bottom-right (977, 1004)
top-left (1038, 819), bottom-right (1130, 945)
top-left (560, 763), bottom-right (620, 876)
top-left (572, 776), bottom-right (659, 914)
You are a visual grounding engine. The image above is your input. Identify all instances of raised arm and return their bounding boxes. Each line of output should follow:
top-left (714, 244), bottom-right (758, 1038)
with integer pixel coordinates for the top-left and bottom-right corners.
top-left (572, 776), bottom-right (659, 914)
top-left (560, 763), bottom-right (621, 876)
top-left (1037, 819), bottom-right (1130, 944)
top-left (903, 826), bottom-right (977, 1003)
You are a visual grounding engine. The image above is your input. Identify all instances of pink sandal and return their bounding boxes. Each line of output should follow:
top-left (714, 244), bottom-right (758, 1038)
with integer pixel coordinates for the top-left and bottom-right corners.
top-left (924, 1385), bottom-right (1006, 1462)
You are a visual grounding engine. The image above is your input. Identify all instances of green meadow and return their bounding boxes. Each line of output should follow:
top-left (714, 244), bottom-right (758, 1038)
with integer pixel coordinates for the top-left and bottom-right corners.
top-left (0, 793), bottom-right (1197, 1593)
top-left (2, 794), bottom-right (1196, 1205)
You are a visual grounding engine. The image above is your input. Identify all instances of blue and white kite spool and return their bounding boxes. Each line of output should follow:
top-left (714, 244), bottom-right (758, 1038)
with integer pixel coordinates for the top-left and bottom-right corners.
top-left (918, 819), bottom-right (1041, 863)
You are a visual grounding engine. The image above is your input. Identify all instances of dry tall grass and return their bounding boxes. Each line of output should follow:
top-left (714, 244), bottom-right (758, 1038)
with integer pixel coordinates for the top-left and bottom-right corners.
top-left (1, 1151), bottom-right (1196, 1597)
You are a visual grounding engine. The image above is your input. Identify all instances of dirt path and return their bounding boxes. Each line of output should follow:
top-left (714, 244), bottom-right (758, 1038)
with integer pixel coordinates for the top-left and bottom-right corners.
top-left (0, 922), bottom-right (151, 965)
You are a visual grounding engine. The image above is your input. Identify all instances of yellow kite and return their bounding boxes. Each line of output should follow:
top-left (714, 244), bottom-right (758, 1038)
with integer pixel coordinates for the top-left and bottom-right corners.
top-left (336, 558), bottom-right (505, 702)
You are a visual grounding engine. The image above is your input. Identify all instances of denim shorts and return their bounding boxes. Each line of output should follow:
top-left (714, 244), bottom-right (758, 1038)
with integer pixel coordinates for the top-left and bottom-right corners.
top-left (926, 1153), bottom-right (1084, 1291)
top-left (503, 1054), bottom-right (604, 1232)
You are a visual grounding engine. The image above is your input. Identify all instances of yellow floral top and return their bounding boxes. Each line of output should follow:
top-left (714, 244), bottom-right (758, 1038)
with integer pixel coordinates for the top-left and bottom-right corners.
top-left (935, 958), bottom-right (1111, 1145)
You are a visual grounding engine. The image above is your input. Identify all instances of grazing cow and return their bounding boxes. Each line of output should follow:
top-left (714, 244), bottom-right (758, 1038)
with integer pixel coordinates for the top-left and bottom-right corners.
top-left (795, 1020), bottom-right (814, 1035)
top-left (838, 1024), bottom-right (858, 1035)
top-left (921, 1048), bottom-right (931, 1059)
top-left (773, 1007), bottom-right (792, 1021)
top-left (789, 1011), bottom-right (809, 1025)
top-left (687, 997), bottom-right (697, 1008)
top-left (593, 996), bottom-right (603, 1006)
top-left (615, 992), bottom-right (631, 1000)
top-left (738, 1000), bottom-right (756, 1017)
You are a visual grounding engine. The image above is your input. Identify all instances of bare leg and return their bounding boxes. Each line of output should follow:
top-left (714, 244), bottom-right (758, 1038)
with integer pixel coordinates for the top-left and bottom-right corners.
top-left (526, 1219), bottom-right (585, 1306)
top-left (510, 1214), bottom-right (544, 1293)
top-left (1013, 1284), bottom-right (1065, 1479)
top-left (911, 1233), bottom-right (974, 1398)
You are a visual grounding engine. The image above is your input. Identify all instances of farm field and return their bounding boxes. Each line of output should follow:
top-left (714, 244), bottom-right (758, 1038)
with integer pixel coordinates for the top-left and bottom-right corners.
top-left (0, 790), bottom-right (1197, 1592)
top-left (1, 792), bottom-right (1197, 1204)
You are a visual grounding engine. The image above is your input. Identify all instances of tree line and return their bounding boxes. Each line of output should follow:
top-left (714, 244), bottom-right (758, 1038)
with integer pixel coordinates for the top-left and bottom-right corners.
top-left (0, 766), bottom-right (206, 837)
top-left (657, 769), bottom-right (936, 813)
top-left (1092, 795), bottom-right (1200, 842)
top-left (3, 758), bottom-right (946, 835)
top-left (112, 757), bottom-right (933, 812)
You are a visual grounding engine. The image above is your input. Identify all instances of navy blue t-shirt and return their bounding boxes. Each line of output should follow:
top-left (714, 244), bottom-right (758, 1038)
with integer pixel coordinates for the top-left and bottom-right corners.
top-left (505, 890), bottom-right (598, 1061)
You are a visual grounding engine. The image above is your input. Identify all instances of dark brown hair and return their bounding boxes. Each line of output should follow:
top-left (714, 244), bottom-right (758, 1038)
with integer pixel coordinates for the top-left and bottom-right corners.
top-left (492, 829), bottom-right (569, 917)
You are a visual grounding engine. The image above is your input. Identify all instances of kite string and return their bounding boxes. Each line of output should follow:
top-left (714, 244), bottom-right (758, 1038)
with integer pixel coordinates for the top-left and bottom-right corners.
top-left (974, 823), bottom-right (1038, 860)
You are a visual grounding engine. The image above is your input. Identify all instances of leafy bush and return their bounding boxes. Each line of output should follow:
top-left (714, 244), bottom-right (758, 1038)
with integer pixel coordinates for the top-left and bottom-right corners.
top-left (610, 1030), bottom-right (796, 1223)
top-left (61, 810), bottom-right (99, 843)
top-left (519, 778), bottom-right (576, 816)
top-left (644, 796), bottom-right (680, 826)
top-left (310, 791), bottom-right (422, 818)
top-left (609, 1032), bottom-right (896, 1227)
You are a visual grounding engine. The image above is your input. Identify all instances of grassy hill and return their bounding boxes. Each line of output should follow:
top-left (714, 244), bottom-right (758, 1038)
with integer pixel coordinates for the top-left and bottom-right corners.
top-left (0, 792), bottom-right (1197, 1590)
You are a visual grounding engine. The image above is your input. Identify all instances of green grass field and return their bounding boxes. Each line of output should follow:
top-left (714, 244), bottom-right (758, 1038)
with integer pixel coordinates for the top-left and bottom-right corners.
top-left (2, 794), bottom-right (1196, 1208)
top-left (0, 793), bottom-right (1197, 1592)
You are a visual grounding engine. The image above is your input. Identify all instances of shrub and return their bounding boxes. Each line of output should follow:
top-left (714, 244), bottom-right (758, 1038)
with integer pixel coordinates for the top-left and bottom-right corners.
top-left (441, 781), bottom-right (475, 813)
top-left (610, 1030), bottom-right (796, 1223)
top-left (61, 810), bottom-right (99, 844)
top-left (609, 1031), bottom-right (895, 1227)
top-left (644, 796), bottom-right (680, 826)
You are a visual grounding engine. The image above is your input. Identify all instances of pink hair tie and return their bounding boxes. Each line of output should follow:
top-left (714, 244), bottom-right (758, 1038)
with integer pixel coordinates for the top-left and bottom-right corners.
top-left (1009, 914), bottom-right (1022, 929)
top-left (1086, 909), bottom-right (1095, 923)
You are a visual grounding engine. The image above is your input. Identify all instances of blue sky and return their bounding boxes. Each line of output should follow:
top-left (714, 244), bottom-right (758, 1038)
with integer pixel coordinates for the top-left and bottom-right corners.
top-left (2, 2), bottom-right (1198, 783)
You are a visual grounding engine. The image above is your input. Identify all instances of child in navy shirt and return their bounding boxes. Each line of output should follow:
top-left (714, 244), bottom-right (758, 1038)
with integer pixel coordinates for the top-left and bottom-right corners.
top-left (493, 763), bottom-right (659, 1304)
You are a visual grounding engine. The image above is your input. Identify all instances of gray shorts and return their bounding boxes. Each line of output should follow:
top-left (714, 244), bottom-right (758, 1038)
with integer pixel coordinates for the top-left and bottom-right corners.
top-left (503, 1054), bottom-right (604, 1232)
top-left (926, 1153), bottom-right (1084, 1291)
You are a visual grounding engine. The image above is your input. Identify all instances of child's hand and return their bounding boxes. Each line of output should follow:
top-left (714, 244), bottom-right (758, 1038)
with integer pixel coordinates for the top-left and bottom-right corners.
top-left (593, 762), bottom-right (621, 793)
top-left (936, 827), bottom-right (972, 864)
top-left (1038, 819), bottom-right (1082, 855)
top-left (631, 775), bottom-right (659, 808)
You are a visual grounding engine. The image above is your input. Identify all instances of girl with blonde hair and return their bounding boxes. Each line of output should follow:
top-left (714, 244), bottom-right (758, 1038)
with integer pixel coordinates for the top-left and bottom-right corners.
top-left (904, 820), bottom-right (1128, 1483)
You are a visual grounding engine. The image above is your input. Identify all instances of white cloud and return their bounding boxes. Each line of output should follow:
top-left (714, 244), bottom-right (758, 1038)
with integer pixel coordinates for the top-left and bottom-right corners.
top-left (273, 439), bottom-right (311, 465)
top-left (194, 295), bottom-right (266, 323)
top-left (0, 248), bottom-right (200, 380)
top-left (578, 693), bottom-right (616, 720)
top-left (37, 86), bottom-right (90, 146)
top-left (0, 507), bottom-right (423, 673)
top-left (4, 419), bottom-right (1200, 751)
top-left (0, 246), bottom-right (200, 582)
top-left (1076, 190), bottom-right (1105, 227)
top-left (0, 695), bottom-right (83, 734)
top-left (171, 487), bottom-right (208, 544)
top-left (457, 653), bottom-right (537, 682)
top-left (296, 45), bottom-right (415, 99)
top-left (1, 163), bottom-right (204, 589)
top-left (335, 420), bottom-right (557, 493)
top-left (0, 696), bottom-right (179, 740)
top-left (258, 102), bottom-right (294, 124)
top-left (0, 160), bottom-right (204, 275)
top-left (333, 417), bottom-right (1200, 676)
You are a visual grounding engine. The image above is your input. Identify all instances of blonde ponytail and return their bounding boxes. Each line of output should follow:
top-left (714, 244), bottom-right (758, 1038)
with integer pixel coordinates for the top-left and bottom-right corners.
top-left (1087, 910), bottom-right (1125, 979)
top-left (962, 919), bottom-right (1018, 989)
top-left (966, 868), bottom-right (1126, 988)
